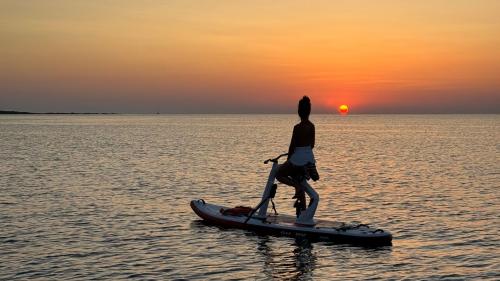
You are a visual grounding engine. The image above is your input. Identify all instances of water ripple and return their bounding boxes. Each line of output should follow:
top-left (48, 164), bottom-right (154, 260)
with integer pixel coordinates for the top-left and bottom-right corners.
top-left (1, 114), bottom-right (499, 280)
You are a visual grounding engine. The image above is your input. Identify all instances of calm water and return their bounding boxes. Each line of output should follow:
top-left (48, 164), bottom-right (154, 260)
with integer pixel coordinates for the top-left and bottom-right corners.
top-left (1, 114), bottom-right (499, 280)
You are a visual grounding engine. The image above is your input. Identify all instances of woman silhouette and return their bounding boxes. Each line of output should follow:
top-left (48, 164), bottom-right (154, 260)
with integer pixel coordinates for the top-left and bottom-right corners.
top-left (276, 96), bottom-right (316, 215)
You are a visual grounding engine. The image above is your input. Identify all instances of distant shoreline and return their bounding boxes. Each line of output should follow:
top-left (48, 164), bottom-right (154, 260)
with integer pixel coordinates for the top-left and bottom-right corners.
top-left (0, 110), bottom-right (117, 115)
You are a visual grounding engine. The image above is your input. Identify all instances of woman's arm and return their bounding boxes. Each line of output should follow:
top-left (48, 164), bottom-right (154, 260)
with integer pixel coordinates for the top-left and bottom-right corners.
top-left (311, 124), bottom-right (315, 149)
top-left (287, 126), bottom-right (296, 159)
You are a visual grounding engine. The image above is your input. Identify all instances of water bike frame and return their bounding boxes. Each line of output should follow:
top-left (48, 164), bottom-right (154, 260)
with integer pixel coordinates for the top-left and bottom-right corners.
top-left (254, 153), bottom-right (319, 226)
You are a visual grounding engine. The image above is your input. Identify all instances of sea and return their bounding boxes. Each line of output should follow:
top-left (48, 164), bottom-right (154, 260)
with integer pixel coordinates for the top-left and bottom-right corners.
top-left (1, 114), bottom-right (499, 280)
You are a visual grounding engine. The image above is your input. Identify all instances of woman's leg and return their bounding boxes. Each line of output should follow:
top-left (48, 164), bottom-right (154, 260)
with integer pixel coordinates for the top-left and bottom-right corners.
top-left (296, 181), bottom-right (319, 225)
top-left (276, 162), bottom-right (296, 186)
top-left (277, 162), bottom-right (307, 213)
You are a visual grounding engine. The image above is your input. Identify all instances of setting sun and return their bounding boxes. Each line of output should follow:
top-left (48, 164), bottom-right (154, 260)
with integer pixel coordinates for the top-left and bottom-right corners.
top-left (339, 104), bottom-right (349, 115)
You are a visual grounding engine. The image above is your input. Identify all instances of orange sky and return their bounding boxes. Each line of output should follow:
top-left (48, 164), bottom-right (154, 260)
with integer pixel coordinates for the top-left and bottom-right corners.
top-left (1, 0), bottom-right (499, 113)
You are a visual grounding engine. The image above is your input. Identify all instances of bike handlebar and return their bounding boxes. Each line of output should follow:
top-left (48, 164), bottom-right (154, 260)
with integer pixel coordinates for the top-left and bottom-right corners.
top-left (264, 153), bottom-right (288, 164)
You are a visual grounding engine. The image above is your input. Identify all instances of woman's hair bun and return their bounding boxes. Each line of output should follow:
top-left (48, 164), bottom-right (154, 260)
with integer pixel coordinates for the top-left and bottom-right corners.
top-left (298, 96), bottom-right (311, 119)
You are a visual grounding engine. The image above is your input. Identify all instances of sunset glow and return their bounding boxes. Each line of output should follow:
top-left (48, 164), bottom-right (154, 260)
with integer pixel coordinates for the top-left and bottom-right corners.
top-left (0, 1), bottom-right (499, 113)
top-left (339, 105), bottom-right (349, 115)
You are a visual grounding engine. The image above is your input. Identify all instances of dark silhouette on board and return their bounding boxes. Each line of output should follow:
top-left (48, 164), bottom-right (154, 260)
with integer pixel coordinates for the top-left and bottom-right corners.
top-left (276, 96), bottom-right (319, 217)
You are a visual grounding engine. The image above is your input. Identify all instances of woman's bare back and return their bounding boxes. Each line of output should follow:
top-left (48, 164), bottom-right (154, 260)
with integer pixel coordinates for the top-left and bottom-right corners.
top-left (292, 120), bottom-right (315, 147)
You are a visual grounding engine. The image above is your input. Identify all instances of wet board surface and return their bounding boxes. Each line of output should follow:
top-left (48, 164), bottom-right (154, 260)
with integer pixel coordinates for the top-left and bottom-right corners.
top-left (264, 213), bottom-right (346, 228)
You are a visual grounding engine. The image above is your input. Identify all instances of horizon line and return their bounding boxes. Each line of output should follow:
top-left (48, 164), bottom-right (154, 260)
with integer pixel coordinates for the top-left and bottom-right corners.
top-left (1, 110), bottom-right (499, 115)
